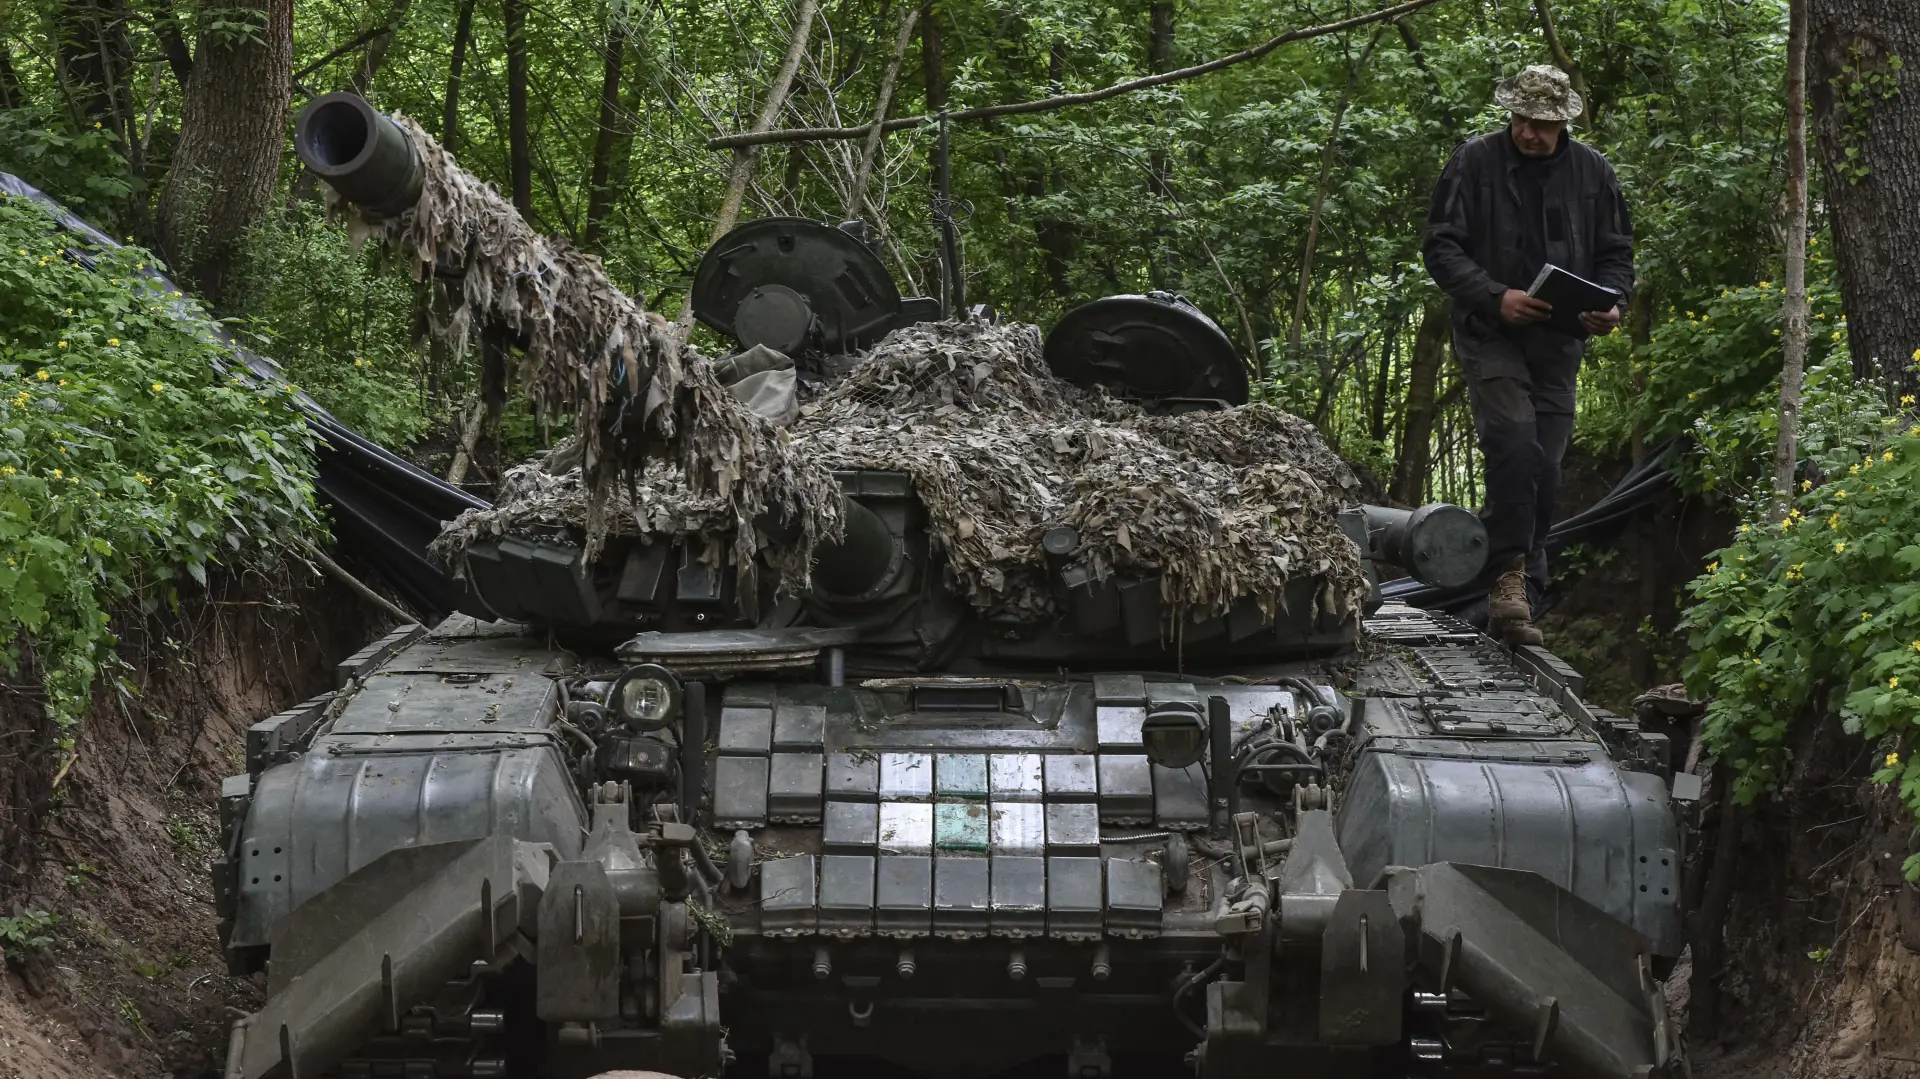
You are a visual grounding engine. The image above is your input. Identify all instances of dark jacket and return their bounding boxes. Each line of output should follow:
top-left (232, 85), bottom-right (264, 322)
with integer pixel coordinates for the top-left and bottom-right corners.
top-left (1422, 126), bottom-right (1634, 337)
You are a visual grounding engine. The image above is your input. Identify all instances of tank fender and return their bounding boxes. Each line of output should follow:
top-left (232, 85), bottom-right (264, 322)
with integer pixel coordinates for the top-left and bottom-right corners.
top-left (230, 834), bottom-right (547, 1079)
top-left (1385, 862), bottom-right (1681, 1079)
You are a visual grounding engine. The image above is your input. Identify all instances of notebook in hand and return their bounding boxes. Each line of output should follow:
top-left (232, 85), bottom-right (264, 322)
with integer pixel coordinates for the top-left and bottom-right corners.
top-left (1525, 263), bottom-right (1625, 337)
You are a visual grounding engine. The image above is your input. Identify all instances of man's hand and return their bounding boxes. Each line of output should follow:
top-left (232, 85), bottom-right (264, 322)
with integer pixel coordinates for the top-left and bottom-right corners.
top-left (1579, 305), bottom-right (1623, 335)
top-left (1500, 288), bottom-right (1552, 326)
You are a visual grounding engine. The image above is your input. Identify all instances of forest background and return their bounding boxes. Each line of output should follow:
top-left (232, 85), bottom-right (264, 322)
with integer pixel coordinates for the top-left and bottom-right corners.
top-left (8, 0), bottom-right (1920, 1061)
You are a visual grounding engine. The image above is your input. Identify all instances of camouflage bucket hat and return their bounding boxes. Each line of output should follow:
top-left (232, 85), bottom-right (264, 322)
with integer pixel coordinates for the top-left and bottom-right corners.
top-left (1495, 64), bottom-right (1583, 121)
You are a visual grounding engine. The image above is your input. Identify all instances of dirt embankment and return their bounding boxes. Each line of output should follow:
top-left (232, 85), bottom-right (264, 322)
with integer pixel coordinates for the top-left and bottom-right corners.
top-left (1686, 719), bottom-right (1920, 1079)
top-left (0, 568), bottom-right (392, 1079)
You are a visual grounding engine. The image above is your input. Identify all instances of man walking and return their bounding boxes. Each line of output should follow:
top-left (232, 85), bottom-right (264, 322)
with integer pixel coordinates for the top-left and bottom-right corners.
top-left (1422, 64), bottom-right (1633, 647)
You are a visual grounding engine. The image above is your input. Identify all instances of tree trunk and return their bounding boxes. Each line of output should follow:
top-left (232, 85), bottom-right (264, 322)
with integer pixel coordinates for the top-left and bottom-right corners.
top-left (504, 0), bottom-right (533, 216)
top-left (57, 0), bottom-right (137, 142)
top-left (0, 47), bottom-right (22, 108)
top-left (1807, 0), bottom-right (1920, 399)
top-left (845, 3), bottom-right (921, 221)
top-left (1146, 0), bottom-right (1178, 290)
top-left (157, 0), bottom-right (293, 302)
top-left (1390, 299), bottom-right (1448, 507)
top-left (1371, 320), bottom-right (1396, 441)
top-left (674, 0), bottom-right (822, 327)
top-left (1531, 0), bottom-right (1590, 124)
top-left (922, 0), bottom-right (946, 192)
top-left (147, 0), bottom-right (194, 88)
top-left (584, 11), bottom-right (632, 250)
top-left (350, 0), bottom-right (415, 96)
top-left (439, 0), bottom-right (478, 150)
top-left (1285, 28), bottom-right (1382, 349)
top-left (1777, 0), bottom-right (1810, 516)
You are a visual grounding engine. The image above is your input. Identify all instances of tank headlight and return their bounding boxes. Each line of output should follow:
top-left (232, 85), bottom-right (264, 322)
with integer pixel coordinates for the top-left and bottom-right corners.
top-left (1141, 701), bottom-right (1208, 769)
top-left (608, 663), bottom-right (681, 731)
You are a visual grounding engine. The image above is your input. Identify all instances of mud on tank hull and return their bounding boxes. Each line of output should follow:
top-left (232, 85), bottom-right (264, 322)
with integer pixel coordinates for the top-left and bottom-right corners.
top-left (213, 605), bottom-right (1687, 1079)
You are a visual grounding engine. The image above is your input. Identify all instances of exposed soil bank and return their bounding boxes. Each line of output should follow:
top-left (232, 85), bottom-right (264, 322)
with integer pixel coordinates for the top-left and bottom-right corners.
top-left (1685, 720), bottom-right (1920, 1079)
top-left (0, 566), bottom-right (392, 1079)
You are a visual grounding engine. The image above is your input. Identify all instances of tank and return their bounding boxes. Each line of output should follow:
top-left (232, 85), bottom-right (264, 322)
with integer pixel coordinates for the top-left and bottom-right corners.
top-left (213, 94), bottom-right (1689, 1079)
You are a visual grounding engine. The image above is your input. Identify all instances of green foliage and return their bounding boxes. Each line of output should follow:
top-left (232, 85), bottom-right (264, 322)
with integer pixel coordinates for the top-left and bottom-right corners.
top-left (225, 204), bottom-right (438, 447)
top-left (1682, 402), bottom-right (1920, 880)
top-left (1582, 254), bottom-right (1882, 501)
top-left (0, 107), bottom-right (139, 227)
top-left (0, 909), bottom-right (59, 960)
top-left (0, 193), bottom-right (320, 736)
top-left (1831, 46), bottom-right (1903, 185)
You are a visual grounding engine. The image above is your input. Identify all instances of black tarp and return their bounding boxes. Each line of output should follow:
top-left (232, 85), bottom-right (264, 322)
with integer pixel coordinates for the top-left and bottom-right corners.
top-left (1379, 438), bottom-right (1680, 618)
top-left (2, 172), bottom-right (487, 618)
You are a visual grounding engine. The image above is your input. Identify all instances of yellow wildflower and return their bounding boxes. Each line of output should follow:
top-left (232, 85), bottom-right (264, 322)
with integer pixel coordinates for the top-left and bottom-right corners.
top-left (36, 370), bottom-right (48, 380)
top-left (1904, 394), bottom-right (1917, 406)
top-left (1884, 451), bottom-right (1895, 461)
top-left (1832, 331), bottom-right (1842, 342)
top-left (1836, 542), bottom-right (1847, 553)
top-left (1889, 752), bottom-right (1902, 768)
top-left (107, 338), bottom-right (118, 347)
top-left (0, 466), bottom-right (12, 475)
top-left (134, 472), bottom-right (151, 485)
top-left (1707, 561), bottom-right (1719, 572)
top-left (57, 380), bottom-right (65, 388)
top-left (50, 468), bottom-right (61, 479)
top-left (1829, 514), bottom-right (1841, 529)
top-left (1802, 480), bottom-right (1812, 491)
top-left (1890, 677), bottom-right (1900, 688)
top-left (150, 382), bottom-right (164, 393)
top-left (1739, 523), bottom-right (1750, 533)
top-left (1780, 517), bottom-right (1794, 530)
top-left (1864, 611), bottom-right (1874, 621)
top-left (1837, 489), bottom-right (1849, 499)
top-left (1759, 281), bottom-right (1771, 289)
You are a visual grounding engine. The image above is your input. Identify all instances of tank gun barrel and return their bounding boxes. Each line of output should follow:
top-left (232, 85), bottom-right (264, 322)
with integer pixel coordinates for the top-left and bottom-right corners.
top-left (293, 92), bottom-right (424, 218)
top-left (1358, 502), bottom-right (1487, 589)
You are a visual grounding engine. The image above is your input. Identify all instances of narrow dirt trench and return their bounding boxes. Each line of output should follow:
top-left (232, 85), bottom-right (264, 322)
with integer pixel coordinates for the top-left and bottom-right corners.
top-left (0, 568), bottom-right (391, 1079)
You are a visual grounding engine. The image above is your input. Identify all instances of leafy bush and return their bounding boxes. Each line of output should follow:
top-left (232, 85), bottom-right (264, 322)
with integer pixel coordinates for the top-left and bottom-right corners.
top-left (1682, 402), bottom-right (1920, 879)
top-left (0, 106), bottom-right (139, 230)
top-left (0, 192), bottom-right (320, 739)
top-left (0, 909), bottom-right (58, 960)
top-left (1580, 263), bottom-right (1867, 492)
top-left (224, 202), bottom-right (439, 448)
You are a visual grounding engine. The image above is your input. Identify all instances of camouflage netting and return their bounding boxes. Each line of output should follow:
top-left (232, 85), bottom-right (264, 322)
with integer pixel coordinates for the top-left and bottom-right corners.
top-left (320, 114), bottom-right (841, 596)
top-left (436, 320), bottom-right (1368, 627)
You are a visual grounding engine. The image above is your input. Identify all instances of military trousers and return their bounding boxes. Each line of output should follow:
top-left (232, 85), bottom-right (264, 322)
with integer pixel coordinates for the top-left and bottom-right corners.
top-left (1450, 317), bottom-right (1583, 588)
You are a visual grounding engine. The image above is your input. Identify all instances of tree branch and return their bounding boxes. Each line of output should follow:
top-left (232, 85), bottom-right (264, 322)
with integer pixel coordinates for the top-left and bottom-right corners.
top-left (676, 0), bottom-right (824, 327)
top-left (706, 0), bottom-right (1446, 149)
top-left (845, 2), bottom-right (920, 219)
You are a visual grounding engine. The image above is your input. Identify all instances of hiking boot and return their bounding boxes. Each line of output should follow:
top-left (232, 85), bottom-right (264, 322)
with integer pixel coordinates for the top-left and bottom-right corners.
top-left (1487, 556), bottom-right (1544, 647)
top-left (1491, 613), bottom-right (1545, 648)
